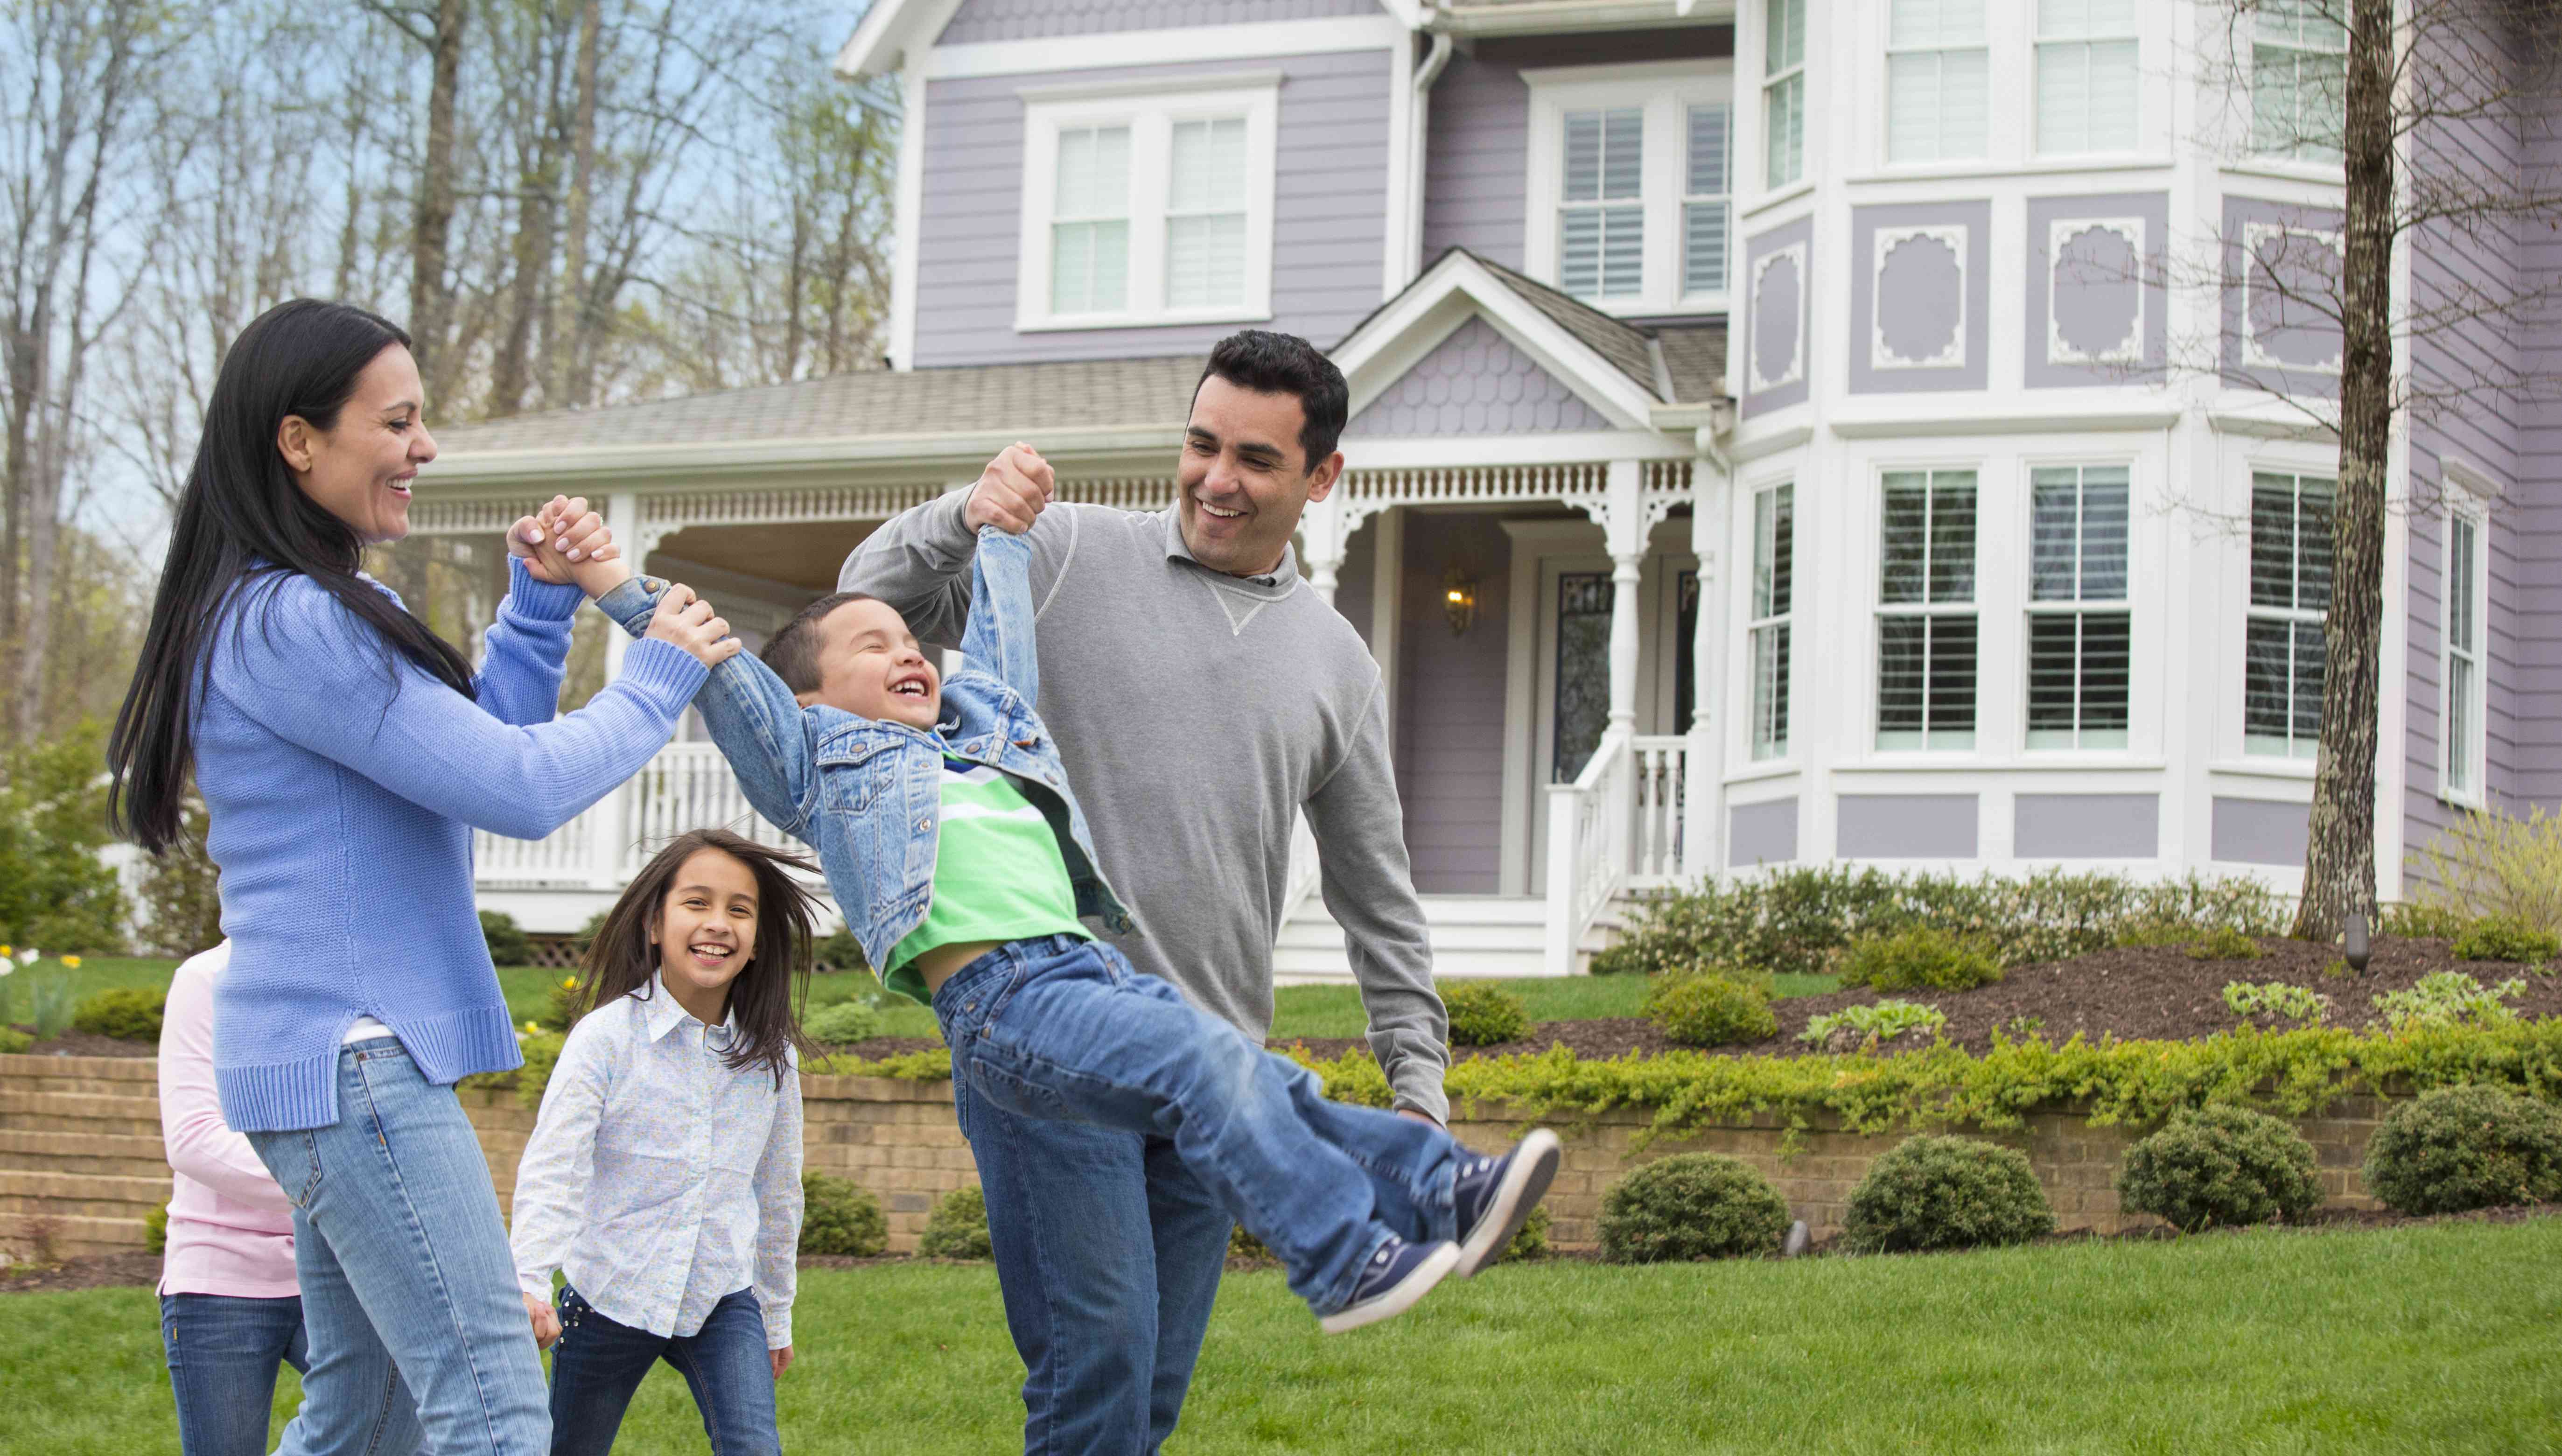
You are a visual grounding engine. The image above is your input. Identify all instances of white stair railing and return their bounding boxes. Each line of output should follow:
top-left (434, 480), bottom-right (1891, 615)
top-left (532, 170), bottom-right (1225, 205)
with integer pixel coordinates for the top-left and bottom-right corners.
top-left (1279, 811), bottom-right (1323, 926)
top-left (1542, 726), bottom-right (1634, 976)
top-left (476, 742), bottom-right (798, 890)
top-left (1631, 735), bottom-right (1688, 885)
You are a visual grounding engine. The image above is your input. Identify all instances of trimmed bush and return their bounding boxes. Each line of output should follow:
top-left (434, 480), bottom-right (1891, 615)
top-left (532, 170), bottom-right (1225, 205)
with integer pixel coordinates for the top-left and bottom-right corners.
top-left (1443, 982), bottom-right (1532, 1047)
top-left (1842, 1134), bottom-right (2055, 1253)
top-left (71, 987), bottom-right (166, 1043)
top-left (1644, 973), bottom-right (1777, 1047)
top-left (805, 999), bottom-right (885, 1045)
top-left (918, 1185), bottom-right (993, 1260)
top-left (798, 1172), bottom-right (888, 1256)
top-left (1597, 1153), bottom-right (1790, 1263)
top-left (145, 1204), bottom-right (168, 1255)
top-left (2184, 926), bottom-right (2267, 962)
top-left (480, 910), bottom-right (532, 968)
top-left (2116, 1106), bottom-right (2323, 1232)
top-left (2362, 1085), bottom-right (2562, 1215)
top-left (1841, 927), bottom-right (2001, 993)
top-left (0, 1027), bottom-right (29, 1054)
top-left (1505, 1203), bottom-right (1554, 1261)
top-left (2450, 915), bottom-right (2561, 965)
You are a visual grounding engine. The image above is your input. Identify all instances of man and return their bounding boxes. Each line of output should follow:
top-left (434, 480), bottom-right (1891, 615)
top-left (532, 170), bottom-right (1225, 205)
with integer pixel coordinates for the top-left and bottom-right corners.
top-left (841, 329), bottom-right (1448, 1454)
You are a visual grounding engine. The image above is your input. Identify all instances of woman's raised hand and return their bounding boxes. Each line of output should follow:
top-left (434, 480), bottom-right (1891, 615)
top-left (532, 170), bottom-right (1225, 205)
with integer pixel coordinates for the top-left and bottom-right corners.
top-left (644, 584), bottom-right (742, 669)
top-left (509, 495), bottom-right (627, 596)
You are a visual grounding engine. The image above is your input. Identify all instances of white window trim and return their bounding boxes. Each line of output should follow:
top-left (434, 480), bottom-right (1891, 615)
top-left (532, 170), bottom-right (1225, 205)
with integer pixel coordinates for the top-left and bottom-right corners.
top-left (1014, 77), bottom-right (1279, 334)
top-left (2248, 5), bottom-right (2350, 165)
top-left (2032, 0), bottom-right (2141, 159)
top-left (1762, 0), bottom-right (1808, 192)
top-left (1523, 65), bottom-right (1735, 319)
top-left (1882, 0), bottom-right (1991, 167)
top-left (2439, 501), bottom-right (2489, 807)
top-left (1747, 480), bottom-right (1794, 762)
top-left (2242, 469), bottom-right (2335, 760)
top-left (2021, 462), bottom-right (2135, 753)
top-left (1875, 467), bottom-right (1981, 753)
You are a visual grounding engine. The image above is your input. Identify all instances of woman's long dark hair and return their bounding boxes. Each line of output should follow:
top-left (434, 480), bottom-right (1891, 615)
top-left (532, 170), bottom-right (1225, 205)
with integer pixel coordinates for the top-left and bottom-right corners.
top-left (580, 829), bottom-right (824, 1085)
top-left (108, 298), bottom-right (477, 854)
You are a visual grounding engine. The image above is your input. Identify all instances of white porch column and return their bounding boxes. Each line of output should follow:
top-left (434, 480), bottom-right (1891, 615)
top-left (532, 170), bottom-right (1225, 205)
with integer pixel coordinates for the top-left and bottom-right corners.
top-left (1603, 460), bottom-right (1645, 735)
top-left (1300, 492), bottom-right (1347, 605)
top-left (1686, 433), bottom-right (1730, 883)
top-left (1366, 505), bottom-right (1404, 734)
top-left (595, 489), bottom-right (644, 888)
top-left (601, 490), bottom-right (644, 680)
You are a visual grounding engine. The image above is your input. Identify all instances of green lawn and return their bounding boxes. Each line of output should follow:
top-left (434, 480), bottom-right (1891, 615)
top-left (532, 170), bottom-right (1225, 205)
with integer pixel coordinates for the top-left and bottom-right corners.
top-left (23, 960), bottom-right (1840, 1049)
top-left (7, 1217), bottom-right (2556, 1453)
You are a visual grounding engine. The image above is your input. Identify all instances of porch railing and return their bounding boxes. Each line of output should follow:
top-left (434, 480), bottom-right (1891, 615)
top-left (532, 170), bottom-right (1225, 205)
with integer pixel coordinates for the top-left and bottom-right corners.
top-left (476, 742), bottom-right (796, 890)
top-left (1543, 726), bottom-right (1635, 976)
top-left (1630, 735), bottom-right (1688, 887)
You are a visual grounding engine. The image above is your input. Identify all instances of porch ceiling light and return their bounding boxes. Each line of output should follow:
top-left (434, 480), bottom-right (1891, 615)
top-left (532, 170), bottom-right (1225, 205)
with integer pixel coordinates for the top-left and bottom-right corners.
top-left (1442, 567), bottom-right (1477, 637)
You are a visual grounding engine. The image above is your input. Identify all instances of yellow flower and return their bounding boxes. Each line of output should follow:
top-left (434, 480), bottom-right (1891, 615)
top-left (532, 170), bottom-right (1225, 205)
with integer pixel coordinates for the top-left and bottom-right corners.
top-left (60, 955), bottom-right (80, 969)
top-left (524, 1021), bottom-right (540, 1034)
top-left (0, 945), bottom-right (11, 958)
top-left (560, 978), bottom-right (577, 991)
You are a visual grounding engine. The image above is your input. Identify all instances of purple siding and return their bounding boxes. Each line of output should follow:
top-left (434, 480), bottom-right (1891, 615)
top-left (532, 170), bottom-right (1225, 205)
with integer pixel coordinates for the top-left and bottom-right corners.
top-left (938, 0), bottom-right (1376, 45)
top-left (913, 49), bottom-right (1392, 367)
top-left (1393, 512), bottom-right (1513, 893)
top-left (2523, 78), bottom-right (2562, 810)
top-left (1344, 316), bottom-right (1609, 436)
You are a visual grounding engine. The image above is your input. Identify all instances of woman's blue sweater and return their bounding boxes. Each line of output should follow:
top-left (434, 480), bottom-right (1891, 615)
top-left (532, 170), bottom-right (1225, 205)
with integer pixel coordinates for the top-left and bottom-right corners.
top-left (195, 558), bottom-right (704, 1132)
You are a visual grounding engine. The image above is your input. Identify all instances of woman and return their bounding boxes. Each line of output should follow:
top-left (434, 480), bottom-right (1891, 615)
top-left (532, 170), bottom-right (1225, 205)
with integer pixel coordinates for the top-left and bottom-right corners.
top-left (159, 938), bottom-right (420, 1455)
top-left (109, 298), bottom-right (738, 1455)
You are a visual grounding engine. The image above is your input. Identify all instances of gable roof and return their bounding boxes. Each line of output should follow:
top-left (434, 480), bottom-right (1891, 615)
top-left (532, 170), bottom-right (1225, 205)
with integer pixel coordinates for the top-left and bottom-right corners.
top-left (834, 0), bottom-right (1415, 78)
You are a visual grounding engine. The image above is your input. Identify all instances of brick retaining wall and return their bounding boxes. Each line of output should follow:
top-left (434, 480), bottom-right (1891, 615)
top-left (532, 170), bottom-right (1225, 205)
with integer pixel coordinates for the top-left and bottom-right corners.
top-left (0, 1054), bottom-right (2387, 1261)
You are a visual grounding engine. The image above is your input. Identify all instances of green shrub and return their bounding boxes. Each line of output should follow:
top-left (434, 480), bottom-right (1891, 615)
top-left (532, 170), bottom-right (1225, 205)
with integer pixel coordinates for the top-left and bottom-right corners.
top-left (2451, 916), bottom-right (2561, 964)
top-left (1597, 1153), bottom-right (1790, 1263)
top-left (2222, 981), bottom-right (2328, 1025)
top-left (514, 1032), bottom-right (566, 1110)
top-left (805, 999), bottom-right (885, 1045)
top-left (145, 1204), bottom-right (168, 1255)
top-left (1610, 867), bottom-right (2282, 980)
top-left (1442, 982), bottom-right (1532, 1047)
top-left (0, 723), bottom-right (129, 953)
top-left (1841, 927), bottom-right (2002, 993)
top-left (1842, 1135), bottom-right (2055, 1253)
top-left (1228, 1225), bottom-right (1271, 1261)
top-left (2185, 926), bottom-right (2266, 962)
top-left (1799, 999), bottom-right (1946, 1052)
top-left (2410, 808), bottom-right (2562, 941)
top-left (1644, 973), bottom-right (1777, 1047)
top-left (1588, 941), bottom-right (1652, 976)
top-left (918, 1185), bottom-right (992, 1260)
top-left (0, 1027), bottom-right (29, 1055)
top-left (138, 799), bottom-right (224, 958)
top-left (480, 911), bottom-right (532, 968)
top-left (1504, 1203), bottom-right (1553, 1261)
top-left (2382, 902), bottom-right (2471, 940)
top-left (71, 987), bottom-right (166, 1043)
top-left (798, 1172), bottom-right (889, 1256)
top-left (2116, 1106), bottom-right (2324, 1232)
top-left (537, 975), bottom-right (587, 1034)
top-left (2362, 1085), bottom-right (2562, 1215)
top-left (814, 927), bottom-right (869, 975)
top-left (2372, 972), bottom-right (2525, 1032)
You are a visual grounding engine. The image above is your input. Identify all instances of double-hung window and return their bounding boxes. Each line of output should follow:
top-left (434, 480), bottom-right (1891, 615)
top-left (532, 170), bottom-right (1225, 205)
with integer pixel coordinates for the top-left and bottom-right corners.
top-left (2025, 465), bottom-right (2132, 749)
top-left (1887, 0), bottom-right (1989, 164)
top-left (2443, 510), bottom-right (2486, 802)
top-left (1877, 471), bottom-right (1978, 750)
top-left (1529, 74), bottom-right (1732, 313)
top-left (1764, 0), bottom-right (1807, 189)
top-left (2036, 0), bottom-right (2139, 155)
top-left (1017, 82), bottom-right (1278, 331)
top-left (2244, 471), bottom-right (2335, 757)
top-left (1748, 483), bottom-right (1794, 760)
top-left (2252, 0), bottom-right (2347, 163)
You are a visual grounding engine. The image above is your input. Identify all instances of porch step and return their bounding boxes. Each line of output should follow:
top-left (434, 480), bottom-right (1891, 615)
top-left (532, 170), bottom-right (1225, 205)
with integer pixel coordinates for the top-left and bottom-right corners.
top-left (1274, 895), bottom-right (1615, 985)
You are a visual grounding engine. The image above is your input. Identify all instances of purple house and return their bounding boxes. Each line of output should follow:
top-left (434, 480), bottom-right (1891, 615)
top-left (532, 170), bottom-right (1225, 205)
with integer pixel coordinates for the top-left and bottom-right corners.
top-left (425, 0), bottom-right (2557, 976)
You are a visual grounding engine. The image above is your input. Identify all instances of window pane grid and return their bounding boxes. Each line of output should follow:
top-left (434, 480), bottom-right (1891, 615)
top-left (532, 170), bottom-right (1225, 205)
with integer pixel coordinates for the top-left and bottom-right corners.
top-left (2445, 513), bottom-right (2482, 797)
top-left (1684, 104), bottom-right (1732, 294)
top-left (2026, 466), bottom-right (2132, 749)
top-left (2245, 472), bottom-right (2334, 757)
top-left (1888, 45), bottom-right (1991, 162)
top-left (1050, 125), bottom-right (1132, 315)
top-left (1765, 0), bottom-right (1807, 187)
top-left (1561, 108), bottom-right (1644, 300)
top-left (1877, 472), bottom-right (1978, 749)
top-left (1750, 484), bottom-right (1793, 760)
top-left (1164, 116), bottom-right (1248, 310)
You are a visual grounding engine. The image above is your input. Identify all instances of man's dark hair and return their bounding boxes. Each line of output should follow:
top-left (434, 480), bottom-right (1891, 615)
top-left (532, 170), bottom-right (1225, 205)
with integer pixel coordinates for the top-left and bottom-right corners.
top-left (761, 591), bottom-right (876, 695)
top-left (1196, 329), bottom-right (1349, 472)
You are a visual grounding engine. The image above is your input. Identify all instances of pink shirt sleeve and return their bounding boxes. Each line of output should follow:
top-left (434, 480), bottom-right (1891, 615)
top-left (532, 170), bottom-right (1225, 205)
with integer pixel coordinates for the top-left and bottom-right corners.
top-left (159, 948), bottom-right (294, 1214)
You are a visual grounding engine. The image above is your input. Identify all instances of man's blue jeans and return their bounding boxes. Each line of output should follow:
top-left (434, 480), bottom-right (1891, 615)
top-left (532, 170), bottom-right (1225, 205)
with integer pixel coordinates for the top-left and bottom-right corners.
top-left (933, 938), bottom-right (1459, 1447)
top-left (247, 1039), bottom-right (549, 1455)
top-left (545, 1284), bottom-right (779, 1456)
top-left (161, 1291), bottom-right (422, 1456)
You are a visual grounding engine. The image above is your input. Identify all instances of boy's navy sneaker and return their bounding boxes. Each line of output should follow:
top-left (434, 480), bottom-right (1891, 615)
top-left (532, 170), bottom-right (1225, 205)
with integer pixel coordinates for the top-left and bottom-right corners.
top-left (1451, 1128), bottom-right (1562, 1276)
top-left (1317, 1237), bottom-right (1462, 1334)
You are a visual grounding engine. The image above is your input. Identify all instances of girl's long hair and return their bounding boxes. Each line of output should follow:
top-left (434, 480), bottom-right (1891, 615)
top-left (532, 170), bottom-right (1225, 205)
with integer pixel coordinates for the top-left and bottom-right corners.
top-left (108, 298), bottom-right (477, 854)
top-left (580, 829), bottom-right (824, 1084)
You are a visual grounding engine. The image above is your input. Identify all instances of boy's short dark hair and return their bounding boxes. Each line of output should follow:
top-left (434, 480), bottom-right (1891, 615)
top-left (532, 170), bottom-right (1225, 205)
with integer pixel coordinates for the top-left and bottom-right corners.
top-left (1196, 330), bottom-right (1349, 473)
top-left (762, 591), bottom-right (877, 695)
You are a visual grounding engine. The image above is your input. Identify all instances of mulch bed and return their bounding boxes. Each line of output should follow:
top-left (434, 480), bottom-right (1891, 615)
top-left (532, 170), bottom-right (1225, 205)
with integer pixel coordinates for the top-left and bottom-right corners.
top-left (4, 1027), bottom-right (154, 1059)
top-left (1271, 936), bottom-right (2560, 1065)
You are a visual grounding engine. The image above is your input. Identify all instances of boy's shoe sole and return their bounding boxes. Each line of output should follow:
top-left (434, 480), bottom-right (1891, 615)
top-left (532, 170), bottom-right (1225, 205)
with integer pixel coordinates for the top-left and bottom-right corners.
top-left (1317, 1241), bottom-right (1462, 1334)
top-left (1454, 1128), bottom-right (1562, 1277)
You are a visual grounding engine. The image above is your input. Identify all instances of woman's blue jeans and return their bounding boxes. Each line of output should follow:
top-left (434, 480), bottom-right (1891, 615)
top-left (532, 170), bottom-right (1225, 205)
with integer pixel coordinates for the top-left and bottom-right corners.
top-left (246, 1038), bottom-right (549, 1455)
top-left (161, 1291), bottom-right (420, 1456)
top-left (932, 937), bottom-right (1459, 1320)
top-left (545, 1284), bottom-right (780, 1456)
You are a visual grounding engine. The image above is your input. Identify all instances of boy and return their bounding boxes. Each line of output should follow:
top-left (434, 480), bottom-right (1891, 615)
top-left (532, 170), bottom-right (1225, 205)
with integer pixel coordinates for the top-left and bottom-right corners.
top-left (551, 517), bottom-right (1557, 1333)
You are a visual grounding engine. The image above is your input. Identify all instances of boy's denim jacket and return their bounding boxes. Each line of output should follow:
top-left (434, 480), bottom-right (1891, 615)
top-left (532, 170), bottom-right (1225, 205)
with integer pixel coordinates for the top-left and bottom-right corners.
top-left (595, 527), bottom-right (1136, 973)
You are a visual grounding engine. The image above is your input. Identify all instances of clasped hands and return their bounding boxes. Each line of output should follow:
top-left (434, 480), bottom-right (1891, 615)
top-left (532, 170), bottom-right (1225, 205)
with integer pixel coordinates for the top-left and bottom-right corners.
top-left (509, 494), bottom-right (738, 669)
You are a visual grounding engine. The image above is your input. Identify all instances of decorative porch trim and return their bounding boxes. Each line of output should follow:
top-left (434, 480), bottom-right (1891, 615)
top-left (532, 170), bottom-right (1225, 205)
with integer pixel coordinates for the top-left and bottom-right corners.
top-left (413, 476), bottom-right (1182, 545)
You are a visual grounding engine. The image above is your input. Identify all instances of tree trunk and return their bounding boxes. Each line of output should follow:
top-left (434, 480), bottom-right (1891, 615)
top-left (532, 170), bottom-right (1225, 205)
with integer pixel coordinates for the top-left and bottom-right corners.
top-left (2291, 0), bottom-right (2395, 944)
top-left (557, 0), bottom-right (602, 408)
top-left (410, 0), bottom-right (468, 404)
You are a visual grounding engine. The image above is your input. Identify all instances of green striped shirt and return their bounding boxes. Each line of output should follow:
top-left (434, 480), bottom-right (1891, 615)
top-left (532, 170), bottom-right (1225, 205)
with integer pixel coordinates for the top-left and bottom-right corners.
top-left (883, 761), bottom-right (1091, 1004)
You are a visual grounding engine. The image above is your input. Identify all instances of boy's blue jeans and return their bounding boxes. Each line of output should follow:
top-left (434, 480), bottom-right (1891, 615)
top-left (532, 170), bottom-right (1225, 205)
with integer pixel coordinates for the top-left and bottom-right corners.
top-left (545, 1284), bottom-right (779, 1456)
top-left (246, 1039), bottom-right (547, 1456)
top-left (932, 937), bottom-right (1460, 1320)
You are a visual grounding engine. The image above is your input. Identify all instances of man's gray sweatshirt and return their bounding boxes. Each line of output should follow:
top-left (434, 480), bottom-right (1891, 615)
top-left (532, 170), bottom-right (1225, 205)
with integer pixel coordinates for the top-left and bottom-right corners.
top-left (841, 493), bottom-right (1449, 1120)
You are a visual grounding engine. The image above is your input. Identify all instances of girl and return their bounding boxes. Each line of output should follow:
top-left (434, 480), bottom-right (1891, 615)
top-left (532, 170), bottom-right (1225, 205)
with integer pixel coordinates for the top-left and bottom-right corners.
top-left (107, 297), bottom-right (740, 1456)
top-left (509, 829), bottom-right (821, 1456)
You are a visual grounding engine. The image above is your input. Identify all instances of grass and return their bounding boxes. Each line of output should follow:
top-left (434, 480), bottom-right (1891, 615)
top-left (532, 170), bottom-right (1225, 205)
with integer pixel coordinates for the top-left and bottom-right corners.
top-left (5, 1217), bottom-right (2556, 1453)
top-left (16, 960), bottom-right (1841, 1049)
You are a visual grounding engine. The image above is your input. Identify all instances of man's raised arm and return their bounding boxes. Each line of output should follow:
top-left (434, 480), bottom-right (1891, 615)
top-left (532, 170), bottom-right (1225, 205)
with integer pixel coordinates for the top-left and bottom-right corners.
top-left (841, 443), bottom-right (1060, 650)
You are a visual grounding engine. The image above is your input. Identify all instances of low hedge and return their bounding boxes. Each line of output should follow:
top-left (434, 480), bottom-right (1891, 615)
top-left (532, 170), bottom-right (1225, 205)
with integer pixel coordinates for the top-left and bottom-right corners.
top-left (71, 987), bottom-right (166, 1043)
top-left (799, 1172), bottom-right (889, 1256)
top-left (2116, 1105), bottom-right (2323, 1232)
top-left (918, 1185), bottom-right (993, 1260)
top-left (1843, 1134), bottom-right (2055, 1252)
